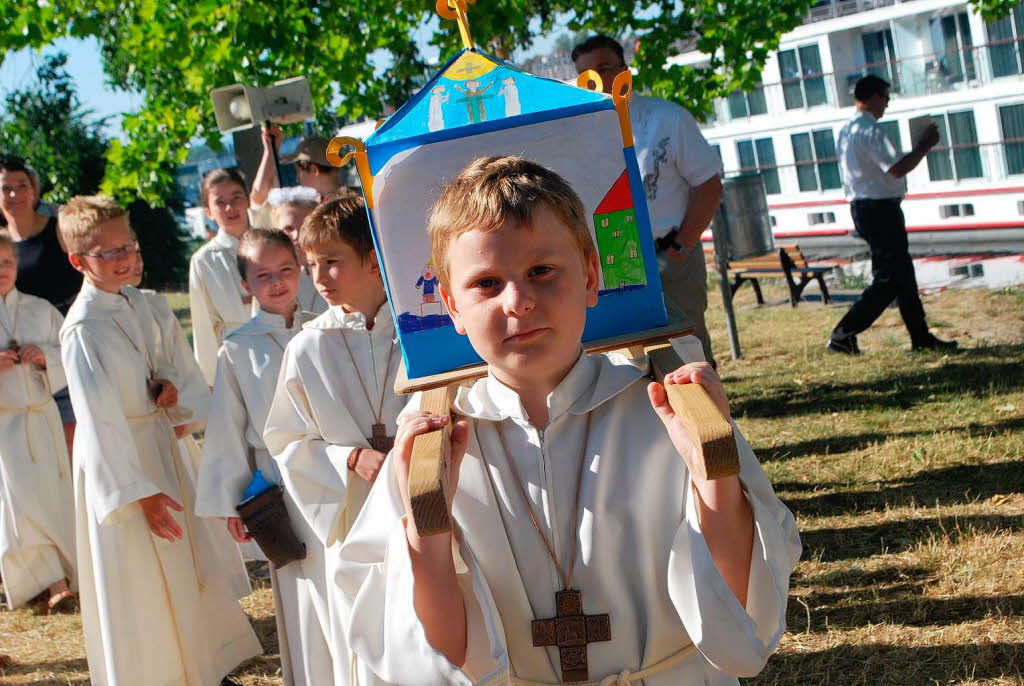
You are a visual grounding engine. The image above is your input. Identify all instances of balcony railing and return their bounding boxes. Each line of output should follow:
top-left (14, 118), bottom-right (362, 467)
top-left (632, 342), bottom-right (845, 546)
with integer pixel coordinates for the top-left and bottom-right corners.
top-left (725, 140), bottom-right (1024, 198)
top-left (709, 39), bottom-right (1024, 125)
top-left (804, 0), bottom-right (911, 24)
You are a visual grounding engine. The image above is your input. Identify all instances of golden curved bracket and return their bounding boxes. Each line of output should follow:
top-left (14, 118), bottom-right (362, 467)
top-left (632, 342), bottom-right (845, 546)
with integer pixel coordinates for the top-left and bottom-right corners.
top-left (611, 70), bottom-right (634, 148)
top-left (326, 136), bottom-right (375, 209)
top-left (436, 0), bottom-right (476, 51)
top-left (576, 70), bottom-right (603, 93)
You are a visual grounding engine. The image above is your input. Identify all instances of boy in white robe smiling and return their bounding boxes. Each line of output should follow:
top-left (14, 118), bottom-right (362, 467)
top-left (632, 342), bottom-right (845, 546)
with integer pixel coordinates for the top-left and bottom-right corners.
top-left (189, 168), bottom-right (255, 386)
top-left (0, 232), bottom-right (76, 612)
top-left (266, 186), bottom-right (328, 316)
top-left (196, 227), bottom-right (333, 685)
top-left (337, 157), bottom-right (801, 685)
top-left (264, 194), bottom-right (408, 685)
top-left (59, 196), bottom-right (261, 686)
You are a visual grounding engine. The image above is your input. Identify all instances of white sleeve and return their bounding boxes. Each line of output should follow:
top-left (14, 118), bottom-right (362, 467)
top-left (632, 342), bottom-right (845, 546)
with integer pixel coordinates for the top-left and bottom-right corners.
top-left (337, 452), bottom-right (505, 686)
top-left (673, 106), bottom-right (723, 188)
top-left (62, 325), bottom-right (161, 524)
top-left (196, 351), bottom-right (253, 518)
top-left (189, 256), bottom-right (221, 386)
top-left (869, 126), bottom-right (903, 173)
top-left (667, 422), bottom-right (801, 677)
top-left (153, 294), bottom-right (210, 424)
top-left (263, 346), bottom-right (357, 546)
top-left (40, 301), bottom-right (67, 393)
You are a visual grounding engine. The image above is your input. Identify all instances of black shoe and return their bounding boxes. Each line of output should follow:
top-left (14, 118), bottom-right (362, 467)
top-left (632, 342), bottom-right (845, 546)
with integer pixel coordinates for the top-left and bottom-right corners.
top-left (912, 334), bottom-right (958, 352)
top-left (221, 678), bottom-right (242, 686)
top-left (826, 335), bottom-right (860, 355)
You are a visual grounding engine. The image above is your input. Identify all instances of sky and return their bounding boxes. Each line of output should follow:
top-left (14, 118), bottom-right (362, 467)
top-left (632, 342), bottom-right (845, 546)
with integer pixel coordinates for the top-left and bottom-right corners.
top-left (0, 37), bottom-right (141, 139)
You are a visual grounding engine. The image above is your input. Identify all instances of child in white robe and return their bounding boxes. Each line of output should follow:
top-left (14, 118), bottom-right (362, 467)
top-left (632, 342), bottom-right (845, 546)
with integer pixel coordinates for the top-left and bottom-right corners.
top-left (58, 196), bottom-right (261, 686)
top-left (336, 157), bottom-right (802, 685)
top-left (0, 233), bottom-right (76, 612)
top-left (266, 186), bottom-right (328, 316)
top-left (189, 168), bottom-right (255, 385)
top-left (129, 251), bottom-right (251, 601)
top-left (264, 195), bottom-right (408, 685)
top-left (195, 228), bottom-right (333, 685)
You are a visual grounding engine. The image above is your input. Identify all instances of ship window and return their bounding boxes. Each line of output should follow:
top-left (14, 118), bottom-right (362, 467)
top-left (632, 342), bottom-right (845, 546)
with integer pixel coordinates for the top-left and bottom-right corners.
top-left (862, 29), bottom-right (901, 94)
top-left (926, 111), bottom-right (983, 181)
top-left (929, 13), bottom-right (976, 85)
top-left (1018, 200), bottom-right (1024, 215)
top-left (808, 212), bottom-right (836, 225)
top-left (778, 44), bottom-right (829, 110)
top-left (987, 3), bottom-right (1024, 78)
top-left (726, 84), bottom-right (768, 119)
top-left (791, 129), bottom-right (842, 192)
top-left (939, 203), bottom-right (975, 218)
top-left (736, 138), bottom-right (781, 194)
top-left (999, 104), bottom-right (1024, 175)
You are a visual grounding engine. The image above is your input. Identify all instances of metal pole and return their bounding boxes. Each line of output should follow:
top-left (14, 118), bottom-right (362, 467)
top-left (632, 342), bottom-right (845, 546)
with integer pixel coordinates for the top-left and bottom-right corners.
top-left (712, 207), bottom-right (742, 360)
top-left (265, 119), bottom-right (285, 188)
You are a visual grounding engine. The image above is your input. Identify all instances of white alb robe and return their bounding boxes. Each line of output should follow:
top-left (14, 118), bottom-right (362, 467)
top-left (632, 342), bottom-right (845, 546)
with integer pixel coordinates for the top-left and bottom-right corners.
top-left (0, 289), bottom-right (76, 609)
top-left (264, 303), bottom-right (408, 686)
top-left (337, 350), bottom-right (802, 686)
top-left (61, 282), bottom-right (261, 686)
top-left (196, 306), bottom-right (335, 686)
top-left (138, 288), bottom-right (251, 600)
top-left (189, 230), bottom-right (252, 385)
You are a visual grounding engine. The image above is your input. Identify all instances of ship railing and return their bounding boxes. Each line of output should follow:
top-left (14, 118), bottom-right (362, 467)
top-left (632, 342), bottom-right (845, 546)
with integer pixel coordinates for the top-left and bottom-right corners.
top-left (804, 0), bottom-right (906, 24)
top-left (724, 139), bottom-right (1024, 200)
top-left (709, 39), bottom-right (1024, 125)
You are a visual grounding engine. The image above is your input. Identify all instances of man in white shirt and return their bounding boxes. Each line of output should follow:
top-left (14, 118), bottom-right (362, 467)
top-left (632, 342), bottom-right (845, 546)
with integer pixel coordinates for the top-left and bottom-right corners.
top-left (573, 36), bottom-right (723, 366)
top-left (827, 75), bottom-right (956, 354)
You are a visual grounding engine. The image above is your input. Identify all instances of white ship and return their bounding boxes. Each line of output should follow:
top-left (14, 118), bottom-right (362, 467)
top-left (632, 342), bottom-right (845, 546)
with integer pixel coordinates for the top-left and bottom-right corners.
top-left (676, 0), bottom-right (1024, 257)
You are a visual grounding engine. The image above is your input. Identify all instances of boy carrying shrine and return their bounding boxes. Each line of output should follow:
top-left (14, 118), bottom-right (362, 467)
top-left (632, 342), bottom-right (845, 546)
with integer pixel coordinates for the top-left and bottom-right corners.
top-left (337, 157), bottom-right (801, 685)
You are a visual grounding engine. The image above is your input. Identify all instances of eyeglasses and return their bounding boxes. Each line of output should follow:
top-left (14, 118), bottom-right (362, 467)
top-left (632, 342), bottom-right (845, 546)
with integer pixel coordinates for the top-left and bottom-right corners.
top-left (77, 241), bottom-right (141, 262)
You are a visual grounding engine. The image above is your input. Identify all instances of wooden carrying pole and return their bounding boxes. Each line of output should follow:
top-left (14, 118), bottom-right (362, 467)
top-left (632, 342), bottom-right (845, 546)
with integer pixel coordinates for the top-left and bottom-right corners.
top-left (402, 312), bottom-right (742, 537)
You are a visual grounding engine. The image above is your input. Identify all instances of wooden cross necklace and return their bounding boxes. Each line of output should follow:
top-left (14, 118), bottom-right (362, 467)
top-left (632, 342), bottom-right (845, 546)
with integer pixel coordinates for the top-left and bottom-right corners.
top-left (492, 412), bottom-right (611, 683)
top-left (338, 328), bottom-right (397, 453)
top-left (1, 294), bottom-right (19, 354)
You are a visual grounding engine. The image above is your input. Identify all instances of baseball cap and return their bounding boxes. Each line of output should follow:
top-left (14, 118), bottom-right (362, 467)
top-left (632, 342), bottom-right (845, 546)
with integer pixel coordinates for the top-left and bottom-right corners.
top-left (279, 136), bottom-right (332, 167)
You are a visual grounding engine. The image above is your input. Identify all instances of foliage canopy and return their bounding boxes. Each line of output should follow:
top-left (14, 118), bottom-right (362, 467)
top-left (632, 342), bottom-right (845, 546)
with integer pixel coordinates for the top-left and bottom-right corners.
top-left (2, 0), bottom-right (1019, 203)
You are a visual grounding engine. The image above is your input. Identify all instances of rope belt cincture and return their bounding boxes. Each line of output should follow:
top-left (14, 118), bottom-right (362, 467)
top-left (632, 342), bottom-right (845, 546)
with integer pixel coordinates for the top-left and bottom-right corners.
top-left (482, 642), bottom-right (698, 686)
top-left (0, 400), bottom-right (66, 480)
top-left (126, 407), bottom-right (206, 594)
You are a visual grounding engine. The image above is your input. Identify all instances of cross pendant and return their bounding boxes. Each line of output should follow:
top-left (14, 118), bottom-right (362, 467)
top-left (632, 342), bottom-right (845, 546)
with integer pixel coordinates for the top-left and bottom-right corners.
top-left (368, 422), bottom-right (394, 453)
top-left (531, 588), bottom-right (611, 683)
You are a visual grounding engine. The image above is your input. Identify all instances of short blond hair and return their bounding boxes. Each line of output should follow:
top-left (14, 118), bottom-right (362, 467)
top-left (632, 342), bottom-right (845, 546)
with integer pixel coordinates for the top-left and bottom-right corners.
top-left (0, 231), bottom-right (17, 259)
top-left (427, 156), bottom-right (595, 289)
top-left (59, 196), bottom-right (128, 253)
top-left (298, 193), bottom-right (374, 258)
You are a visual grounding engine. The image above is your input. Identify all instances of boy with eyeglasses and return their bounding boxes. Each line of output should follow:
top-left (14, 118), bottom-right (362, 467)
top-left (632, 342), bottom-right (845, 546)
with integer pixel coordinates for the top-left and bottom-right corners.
top-left (59, 196), bottom-right (260, 686)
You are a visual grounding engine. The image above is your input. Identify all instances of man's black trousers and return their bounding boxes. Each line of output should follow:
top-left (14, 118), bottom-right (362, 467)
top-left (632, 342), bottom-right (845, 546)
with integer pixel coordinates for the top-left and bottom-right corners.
top-left (832, 198), bottom-right (930, 343)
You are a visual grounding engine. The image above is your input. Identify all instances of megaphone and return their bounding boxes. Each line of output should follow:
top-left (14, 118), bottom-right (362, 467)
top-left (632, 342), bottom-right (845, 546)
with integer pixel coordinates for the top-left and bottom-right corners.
top-left (210, 77), bottom-right (314, 133)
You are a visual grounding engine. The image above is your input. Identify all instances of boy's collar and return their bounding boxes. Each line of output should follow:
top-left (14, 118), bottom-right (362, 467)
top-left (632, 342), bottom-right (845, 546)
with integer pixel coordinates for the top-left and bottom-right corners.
top-left (454, 349), bottom-right (646, 423)
top-left (304, 301), bottom-right (393, 332)
top-left (212, 231), bottom-right (241, 249)
top-left (1, 288), bottom-right (19, 308)
top-left (78, 280), bottom-right (129, 306)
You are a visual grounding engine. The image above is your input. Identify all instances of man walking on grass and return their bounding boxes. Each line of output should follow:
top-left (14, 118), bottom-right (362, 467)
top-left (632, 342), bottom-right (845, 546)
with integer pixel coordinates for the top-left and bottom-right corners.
top-left (826, 75), bottom-right (956, 354)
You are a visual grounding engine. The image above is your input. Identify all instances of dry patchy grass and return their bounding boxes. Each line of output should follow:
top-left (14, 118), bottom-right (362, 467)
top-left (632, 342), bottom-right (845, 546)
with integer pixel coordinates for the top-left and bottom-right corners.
top-left (2, 282), bottom-right (1023, 685)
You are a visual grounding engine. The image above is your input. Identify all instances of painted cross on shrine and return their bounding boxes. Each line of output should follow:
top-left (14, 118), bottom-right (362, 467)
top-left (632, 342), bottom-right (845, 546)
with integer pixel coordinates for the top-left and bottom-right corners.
top-left (531, 588), bottom-right (611, 683)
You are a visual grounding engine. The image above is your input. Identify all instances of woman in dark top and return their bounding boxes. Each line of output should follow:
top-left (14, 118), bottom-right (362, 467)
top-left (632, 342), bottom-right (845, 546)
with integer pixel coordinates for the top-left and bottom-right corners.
top-left (0, 158), bottom-right (82, 315)
top-left (1, 156), bottom-right (81, 459)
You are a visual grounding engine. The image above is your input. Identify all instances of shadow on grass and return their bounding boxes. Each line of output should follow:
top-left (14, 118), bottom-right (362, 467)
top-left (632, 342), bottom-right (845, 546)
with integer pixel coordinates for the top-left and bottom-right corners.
top-left (787, 592), bottom-right (1024, 633)
top-left (799, 513), bottom-right (1023, 563)
top-left (775, 459), bottom-right (1024, 518)
top-left (0, 658), bottom-right (89, 677)
top-left (746, 641), bottom-right (1024, 685)
top-left (758, 416), bottom-right (1024, 463)
top-left (731, 344), bottom-right (1024, 420)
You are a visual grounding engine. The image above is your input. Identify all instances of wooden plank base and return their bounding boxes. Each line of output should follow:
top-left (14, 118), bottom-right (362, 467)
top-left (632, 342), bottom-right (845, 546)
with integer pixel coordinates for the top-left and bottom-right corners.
top-left (407, 384), bottom-right (460, 536)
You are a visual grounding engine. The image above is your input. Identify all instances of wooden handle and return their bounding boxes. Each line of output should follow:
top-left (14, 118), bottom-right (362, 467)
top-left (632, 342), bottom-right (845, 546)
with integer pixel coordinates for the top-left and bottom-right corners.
top-left (645, 344), bottom-right (740, 480)
top-left (408, 384), bottom-right (460, 536)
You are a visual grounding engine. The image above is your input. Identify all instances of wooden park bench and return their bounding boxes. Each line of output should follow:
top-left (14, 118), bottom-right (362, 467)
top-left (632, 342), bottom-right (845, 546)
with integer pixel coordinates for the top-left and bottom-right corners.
top-left (704, 244), bottom-right (832, 307)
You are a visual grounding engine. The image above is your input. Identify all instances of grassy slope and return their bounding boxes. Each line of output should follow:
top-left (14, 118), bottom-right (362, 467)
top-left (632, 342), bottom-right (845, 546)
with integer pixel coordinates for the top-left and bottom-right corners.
top-left (1, 283), bottom-right (1022, 685)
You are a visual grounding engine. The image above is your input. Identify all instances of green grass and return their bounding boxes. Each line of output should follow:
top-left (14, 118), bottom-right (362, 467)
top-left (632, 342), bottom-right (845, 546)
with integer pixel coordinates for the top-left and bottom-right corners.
top-left (2, 281), bottom-right (1022, 685)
